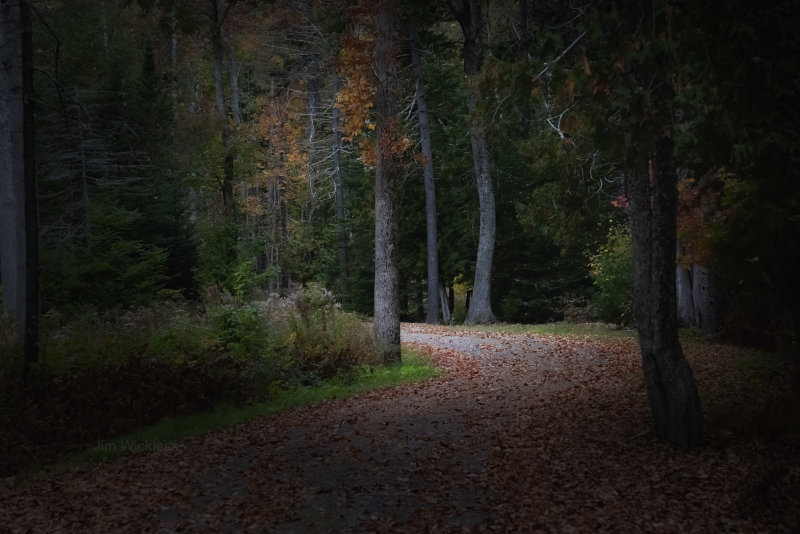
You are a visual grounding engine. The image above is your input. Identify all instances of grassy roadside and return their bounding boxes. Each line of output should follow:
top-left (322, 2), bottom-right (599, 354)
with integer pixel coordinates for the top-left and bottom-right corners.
top-left (439, 321), bottom-right (737, 346)
top-left (433, 321), bottom-right (638, 339)
top-left (46, 347), bottom-right (439, 474)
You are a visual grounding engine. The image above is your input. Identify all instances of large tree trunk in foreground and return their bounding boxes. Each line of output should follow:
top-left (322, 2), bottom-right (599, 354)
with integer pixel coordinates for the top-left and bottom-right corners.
top-left (373, 0), bottom-right (401, 365)
top-left (0, 0), bottom-right (39, 369)
top-left (409, 22), bottom-right (440, 325)
top-left (451, 0), bottom-right (497, 325)
top-left (628, 138), bottom-right (704, 449)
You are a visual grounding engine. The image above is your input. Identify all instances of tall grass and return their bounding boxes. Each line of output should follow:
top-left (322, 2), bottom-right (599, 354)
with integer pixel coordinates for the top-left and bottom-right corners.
top-left (0, 285), bottom-right (400, 477)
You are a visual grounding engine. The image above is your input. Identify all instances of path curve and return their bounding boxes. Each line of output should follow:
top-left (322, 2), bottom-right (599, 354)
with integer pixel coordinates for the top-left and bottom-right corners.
top-left (0, 324), bottom-right (776, 533)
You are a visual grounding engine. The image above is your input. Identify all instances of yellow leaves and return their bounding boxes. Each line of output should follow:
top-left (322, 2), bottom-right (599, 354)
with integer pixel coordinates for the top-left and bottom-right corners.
top-left (359, 138), bottom-right (376, 168)
top-left (415, 153), bottom-right (432, 167)
top-left (241, 195), bottom-right (263, 217)
top-left (582, 54), bottom-right (592, 76)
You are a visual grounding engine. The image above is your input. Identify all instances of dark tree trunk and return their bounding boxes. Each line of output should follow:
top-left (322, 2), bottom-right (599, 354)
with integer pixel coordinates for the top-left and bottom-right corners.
top-left (409, 22), bottom-right (440, 325)
top-left (791, 298), bottom-right (800, 390)
top-left (628, 139), bottom-right (704, 449)
top-left (448, 284), bottom-right (455, 314)
top-left (451, 0), bottom-right (497, 325)
top-left (0, 0), bottom-right (39, 369)
top-left (331, 73), bottom-right (348, 299)
top-left (438, 280), bottom-right (451, 324)
top-left (692, 264), bottom-right (718, 334)
top-left (676, 240), bottom-right (694, 327)
top-left (208, 0), bottom-right (234, 217)
top-left (374, 0), bottom-right (401, 365)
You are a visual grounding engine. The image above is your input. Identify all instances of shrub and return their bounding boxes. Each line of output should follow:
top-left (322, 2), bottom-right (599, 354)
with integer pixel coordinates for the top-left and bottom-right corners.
top-left (0, 285), bottom-right (378, 476)
top-left (589, 224), bottom-right (633, 324)
top-left (261, 284), bottom-right (378, 380)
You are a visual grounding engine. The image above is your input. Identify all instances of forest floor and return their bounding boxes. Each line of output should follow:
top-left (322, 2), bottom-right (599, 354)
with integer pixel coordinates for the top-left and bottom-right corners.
top-left (1, 323), bottom-right (799, 533)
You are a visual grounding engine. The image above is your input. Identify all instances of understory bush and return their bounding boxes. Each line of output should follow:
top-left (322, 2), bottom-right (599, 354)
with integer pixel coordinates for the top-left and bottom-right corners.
top-left (589, 224), bottom-right (633, 325)
top-left (0, 284), bottom-right (377, 476)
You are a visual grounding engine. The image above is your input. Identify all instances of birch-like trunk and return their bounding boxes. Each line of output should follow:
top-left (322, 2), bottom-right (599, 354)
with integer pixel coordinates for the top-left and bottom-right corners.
top-left (374, 0), bottom-right (401, 365)
top-left (409, 22), bottom-right (440, 325)
top-left (451, 0), bottom-right (497, 325)
top-left (306, 70), bottom-right (319, 223)
top-left (331, 73), bottom-right (348, 299)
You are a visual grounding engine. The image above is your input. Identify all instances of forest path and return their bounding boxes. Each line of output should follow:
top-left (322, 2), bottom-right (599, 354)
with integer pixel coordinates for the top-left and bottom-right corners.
top-left (0, 324), bottom-right (785, 532)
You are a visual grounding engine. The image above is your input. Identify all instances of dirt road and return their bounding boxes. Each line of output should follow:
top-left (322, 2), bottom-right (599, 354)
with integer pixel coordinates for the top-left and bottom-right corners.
top-left (0, 324), bottom-right (790, 532)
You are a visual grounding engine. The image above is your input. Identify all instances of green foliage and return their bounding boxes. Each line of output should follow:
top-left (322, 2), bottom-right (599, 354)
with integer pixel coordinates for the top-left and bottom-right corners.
top-left (0, 285), bottom-right (382, 476)
top-left (268, 284), bottom-right (379, 380)
top-left (55, 347), bottom-right (437, 471)
top-left (211, 303), bottom-right (272, 360)
top-left (589, 224), bottom-right (633, 325)
top-left (41, 203), bottom-right (170, 310)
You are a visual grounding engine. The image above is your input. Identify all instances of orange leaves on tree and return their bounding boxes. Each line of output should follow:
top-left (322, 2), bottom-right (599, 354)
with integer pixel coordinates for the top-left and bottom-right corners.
top-left (338, 30), bottom-right (375, 142)
top-left (378, 117), bottom-right (411, 161)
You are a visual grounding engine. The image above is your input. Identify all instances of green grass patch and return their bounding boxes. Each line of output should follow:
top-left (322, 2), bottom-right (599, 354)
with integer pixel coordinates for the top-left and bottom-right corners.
top-left (52, 347), bottom-right (439, 472)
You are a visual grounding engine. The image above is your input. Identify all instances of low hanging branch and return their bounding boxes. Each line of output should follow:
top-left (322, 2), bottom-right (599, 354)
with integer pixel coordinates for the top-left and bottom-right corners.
top-left (531, 31), bottom-right (586, 84)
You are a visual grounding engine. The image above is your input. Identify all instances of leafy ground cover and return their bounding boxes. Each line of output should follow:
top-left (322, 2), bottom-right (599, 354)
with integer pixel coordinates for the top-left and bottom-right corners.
top-left (1, 324), bottom-right (798, 532)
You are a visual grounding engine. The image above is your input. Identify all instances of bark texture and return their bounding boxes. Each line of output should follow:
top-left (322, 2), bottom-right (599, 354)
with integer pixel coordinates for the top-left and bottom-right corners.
top-left (0, 0), bottom-right (39, 366)
top-left (628, 138), bottom-right (704, 449)
top-left (438, 281), bottom-right (452, 324)
top-left (409, 22), bottom-right (440, 325)
top-left (373, 0), bottom-right (401, 365)
top-left (451, 0), bottom-right (497, 325)
top-left (692, 264), bottom-right (718, 334)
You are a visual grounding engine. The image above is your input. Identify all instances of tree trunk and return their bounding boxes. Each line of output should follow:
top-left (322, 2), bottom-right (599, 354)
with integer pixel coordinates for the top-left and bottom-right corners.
top-left (676, 241), bottom-right (694, 327)
top-left (409, 22), bottom-right (440, 325)
top-left (628, 138), bottom-right (704, 449)
top-left (692, 264), bottom-right (718, 334)
top-left (305, 0), bottom-right (319, 224)
top-left (452, 0), bottom-right (497, 325)
top-left (229, 44), bottom-right (241, 126)
top-left (331, 73), bottom-right (348, 299)
top-left (374, 0), bottom-right (401, 365)
top-left (0, 0), bottom-right (39, 369)
top-left (791, 298), bottom-right (800, 390)
top-left (438, 280), bottom-right (451, 324)
top-left (208, 0), bottom-right (234, 217)
top-left (170, 9), bottom-right (178, 118)
top-left (676, 264), bottom-right (694, 327)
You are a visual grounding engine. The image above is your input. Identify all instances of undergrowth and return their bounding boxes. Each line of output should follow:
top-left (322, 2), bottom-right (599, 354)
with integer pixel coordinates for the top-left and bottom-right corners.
top-left (52, 347), bottom-right (437, 473)
top-left (0, 284), bottom-right (394, 477)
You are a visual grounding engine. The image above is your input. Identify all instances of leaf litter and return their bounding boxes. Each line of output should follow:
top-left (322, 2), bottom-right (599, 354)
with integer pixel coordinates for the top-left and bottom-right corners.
top-left (0, 323), bottom-right (798, 532)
